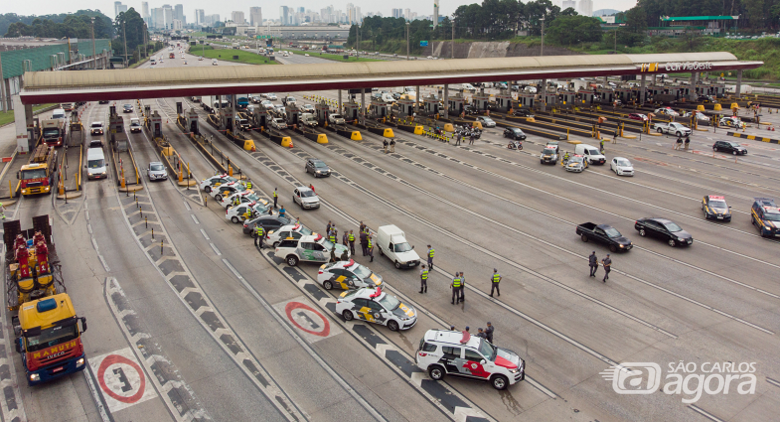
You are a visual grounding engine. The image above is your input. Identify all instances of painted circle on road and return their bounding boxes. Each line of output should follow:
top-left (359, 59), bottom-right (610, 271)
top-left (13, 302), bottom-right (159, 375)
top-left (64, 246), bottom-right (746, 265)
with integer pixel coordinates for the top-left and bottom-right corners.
top-left (97, 354), bottom-right (146, 404)
top-left (285, 301), bottom-right (330, 337)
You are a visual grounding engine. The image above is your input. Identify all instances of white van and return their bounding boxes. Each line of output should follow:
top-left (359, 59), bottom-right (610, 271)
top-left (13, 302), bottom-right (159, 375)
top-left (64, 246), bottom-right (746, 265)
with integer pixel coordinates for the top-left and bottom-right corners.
top-left (574, 143), bottom-right (606, 165)
top-left (86, 148), bottom-right (107, 180)
top-left (51, 108), bottom-right (67, 121)
top-left (376, 225), bottom-right (421, 269)
top-left (212, 58), bottom-right (218, 66)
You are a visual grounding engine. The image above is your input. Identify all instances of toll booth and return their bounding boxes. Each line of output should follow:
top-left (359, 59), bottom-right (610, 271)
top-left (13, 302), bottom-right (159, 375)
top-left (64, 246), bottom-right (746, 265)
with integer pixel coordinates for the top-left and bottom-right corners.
top-left (285, 103), bottom-right (301, 125)
top-left (543, 92), bottom-right (558, 108)
top-left (185, 109), bottom-right (199, 135)
top-left (447, 93), bottom-right (465, 116)
top-left (577, 89), bottom-right (595, 105)
top-left (560, 90), bottom-right (577, 107)
top-left (371, 98), bottom-right (391, 118)
top-left (219, 107), bottom-right (234, 132)
top-left (109, 107), bottom-right (128, 152)
top-left (473, 92), bottom-right (490, 111)
top-left (397, 98), bottom-right (415, 116)
top-left (343, 101), bottom-right (360, 121)
top-left (597, 87), bottom-right (615, 104)
top-left (517, 92), bottom-right (535, 109)
top-left (423, 95), bottom-right (440, 115)
top-left (616, 87), bottom-right (634, 103)
top-left (315, 101), bottom-right (330, 123)
top-left (144, 105), bottom-right (151, 118)
top-left (711, 84), bottom-right (727, 98)
top-left (253, 107), bottom-right (268, 129)
top-left (648, 85), bottom-right (666, 97)
top-left (151, 110), bottom-right (163, 138)
top-left (495, 91), bottom-right (513, 112)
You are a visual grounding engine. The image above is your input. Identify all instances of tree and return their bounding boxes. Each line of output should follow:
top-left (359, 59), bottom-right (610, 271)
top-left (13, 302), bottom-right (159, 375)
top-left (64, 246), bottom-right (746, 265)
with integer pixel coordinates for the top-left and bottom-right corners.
top-left (112, 7), bottom-right (146, 60)
top-left (546, 15), bottom-right (602, 45)
top-left (617, 6), bottom-right (648, 47)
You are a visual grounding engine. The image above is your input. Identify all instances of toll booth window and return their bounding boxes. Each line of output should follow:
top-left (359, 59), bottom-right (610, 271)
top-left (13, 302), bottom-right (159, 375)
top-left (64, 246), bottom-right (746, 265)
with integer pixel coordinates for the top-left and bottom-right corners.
top-left (21, 169), bottom-right (47, 180)
top-left (88, 159), bottom-right (105, 169)
top-left (26, 325), bottom-right (78, 351)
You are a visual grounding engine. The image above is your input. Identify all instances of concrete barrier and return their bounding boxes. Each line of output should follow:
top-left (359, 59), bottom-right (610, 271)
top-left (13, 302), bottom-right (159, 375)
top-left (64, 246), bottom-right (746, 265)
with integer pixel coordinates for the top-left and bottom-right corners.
top-left (727, 131), bottom-right (780, 144)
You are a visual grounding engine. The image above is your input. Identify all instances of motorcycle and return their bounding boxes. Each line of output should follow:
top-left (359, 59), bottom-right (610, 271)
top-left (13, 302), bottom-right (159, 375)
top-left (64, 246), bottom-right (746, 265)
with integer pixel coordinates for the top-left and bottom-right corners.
top-left (507, 141), bottom-right (523, 150)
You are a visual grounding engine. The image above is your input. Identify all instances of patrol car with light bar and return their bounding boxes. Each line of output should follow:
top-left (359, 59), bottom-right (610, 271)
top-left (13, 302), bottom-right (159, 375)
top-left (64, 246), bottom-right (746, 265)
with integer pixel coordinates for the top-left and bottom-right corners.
top-left (266, 224), bottom-right (313, 248)
top-left (274, 234), bottom-right (350, 266)
top-left (336, 287), bottom-right (416, 331)
top-left (702, 195), bottom-right (731, 222)
top-left (751, 198), bottom-right (780, 237)
top-left (318, 259), bottom-right (383, 290)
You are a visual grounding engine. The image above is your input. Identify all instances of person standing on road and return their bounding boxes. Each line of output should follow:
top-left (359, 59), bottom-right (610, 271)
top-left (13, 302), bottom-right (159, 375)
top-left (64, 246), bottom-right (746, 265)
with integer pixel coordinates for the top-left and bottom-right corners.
top-left (476, 328), bottom-right (487, 339)
top-left (246, 180), bottom-right (253, 189)
top-left (419, 264), bottom-right (429, 294)
top-left (469, 133), bottom-right (475, 145)
top-left (326, 220), bottom-right (332, 235)
top-left (602, 254), bottom-right (612, 283)
top-left (348, 230), bottom-right (356, 256)
top-left (360, 230), bottom-right (368, 256)
top-left (342, 231), bottom-right (349, 246)
top-left (279, 205), bottom-right (286, 218)
top-left (589, 251), bottom-right (598, 277)
top-left (455, 133), bottom-right (462, 146)
top-left (273, 188), bottom-right (278, 208)
top-left (383, 139), bottom-right (389, 154)
top-left (459, 272), bottom-right (466, 302)
top-left (367, 235), bottom-right (374, 262)
top-left (489, 269), bottom-right (501, 297)
top-left (485, 322), bottom-right (494, 343)
top-left (254, 225), bottom-right (265, 248)
top-left (390, 139), bottom-right (395, 152)
top-left (427, 245), bottom-right (435, 270)
top-left (451, 273), bottom-right (463, 305)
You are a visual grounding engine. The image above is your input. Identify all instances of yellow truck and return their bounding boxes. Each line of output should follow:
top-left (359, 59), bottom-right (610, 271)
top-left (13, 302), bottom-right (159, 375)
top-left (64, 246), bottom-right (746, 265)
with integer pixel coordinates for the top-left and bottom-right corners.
top-left (19, 144), bottom-right (57, 196)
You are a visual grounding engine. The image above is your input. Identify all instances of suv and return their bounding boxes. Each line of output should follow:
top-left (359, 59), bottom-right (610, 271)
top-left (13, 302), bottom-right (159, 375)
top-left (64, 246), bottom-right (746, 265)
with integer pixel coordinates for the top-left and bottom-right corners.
top-left (415, 329), bottom-right (525, 390)
top-left (292, 186), bottom-right (319, 209)
top-left (751, 198), bottom-right (780, 237)
top-left (305, 158), bottom-right (331, 177)
top-left (270, 117), bottom-right (288, 130)
top-left (274, 234), bottom-right (350, 266)
top-left (328, 114), bottom-right (346, 125)
top-left (713, 140), bottom-right (747, 155)
top-left (90, 122), bottom-right (104, 136)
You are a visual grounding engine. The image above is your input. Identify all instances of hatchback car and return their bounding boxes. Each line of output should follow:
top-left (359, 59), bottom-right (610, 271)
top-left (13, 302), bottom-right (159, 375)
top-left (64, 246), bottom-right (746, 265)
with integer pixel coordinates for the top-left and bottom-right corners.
top-left (719, 116), bottom-right (743, 128)
top-left (267, 223), bottom-right (313, 247)
top-left (305, 159), bottom-right (331, 177)
top-left (274, 234), bottom-right (349, 266)
top-left (635, 218), bottom-right (693, 247)
top-left (123, 104), bottom-right (134, 113)
top-left (713, 140), bottom-right (747, 155)
top-left (266, 93), bottom-right (278, 101)
top-left (512, 109), bottom-right (534, 118)
top-left (701, 195), bottom-right (731, 222)
top-left (503, 128), bottom-right (526, 140)
top-left (271, 118), bottom-right (288, 130)
top-left (293, 186), bottom-right (319, 209)
top-left (318, 259), bottom-right (383, 290)
top-left (336, 287), bottom-right (416, 331)
top-left (244, 215), bottom-right (292, 236)
top-left (147, 162), bottom-right (168, 181)
top-left (226, 202), bottom-right (269, 224)
top-left (476, 117), bottom-right (496, 128)
top-left (610, 157), bottom-right (634, 176)
top-left (627, 113), bottom-right (648, 122)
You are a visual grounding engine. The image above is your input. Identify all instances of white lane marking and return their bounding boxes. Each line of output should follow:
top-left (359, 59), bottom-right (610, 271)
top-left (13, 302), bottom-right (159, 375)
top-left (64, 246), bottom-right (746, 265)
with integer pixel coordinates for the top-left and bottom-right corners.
top-left (222, 259), bottom-right (387, 422)
top-left (200, 229), bottom-right (210, 240)
top-left (766, 377), bottom-right (780, 388)
top-left (183, 200), bottom-right (191, 211)
top-left (688, 405), bottom-right (726, 422)
top-left (88, 223), bottom-right (93, 234)
top-left (191, 214), bottom-right (200, 225)
top-left (98, 255), bottom-right (111, 272)
top-left (209, 243), bottom-right (221, 256)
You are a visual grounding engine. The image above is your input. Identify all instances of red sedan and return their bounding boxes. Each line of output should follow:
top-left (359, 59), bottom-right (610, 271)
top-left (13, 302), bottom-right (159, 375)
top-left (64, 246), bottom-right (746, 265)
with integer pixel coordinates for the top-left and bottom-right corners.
top-left (628, 113), bottom-right (648, 121)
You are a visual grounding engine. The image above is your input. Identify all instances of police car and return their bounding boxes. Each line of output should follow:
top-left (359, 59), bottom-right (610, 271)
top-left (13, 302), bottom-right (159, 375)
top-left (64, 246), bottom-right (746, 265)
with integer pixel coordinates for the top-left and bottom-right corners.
top-left (220, 191), bottom-right (269, 209)
top-left (318, 259), bottom-right (383, 290)
top-left (210, 182), bottom-right (247, 201)
top-left (199, 175), bottom-right (238, 193)
top-left (274, 234), bottom-right (350, 266)
top-left (701, 195), bottom-right (731, 222)
top-left (416, 329), bottom-right (525, 390)
top-left (751, 197), bottom-right (780, 237)
top-left (336, 287), bottom-right (416, 331)
top-left (563, 155), bottom-right (588, 172)
top-left (225, 202), bottom-right (270, 224)
top-left (267, 223), bottom-right (313, 247)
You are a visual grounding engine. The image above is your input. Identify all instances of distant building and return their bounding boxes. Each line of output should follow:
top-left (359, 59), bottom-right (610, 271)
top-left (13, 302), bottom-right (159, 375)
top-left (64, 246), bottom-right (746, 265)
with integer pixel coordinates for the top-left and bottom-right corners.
top-left (250, 7), bottom-right (263, 26)
top-left (562, 0), bottom-right (576, 10)
top-left (392, 8), bottom-right (403, 18)
top-left (114, 1), bottom-right (127, 18)
top-left (650, 15), bottom-right (739, 36)
top-left (174, 4), bottom-right (185, 25)
top-left (232, 11), bottom-right (245, 25)
top-left (579, 0), bottom-right (593, 18)
top-left (194, 9), bottom-right (205, 26)
top-left (141, 2), bottom-right (150, 23)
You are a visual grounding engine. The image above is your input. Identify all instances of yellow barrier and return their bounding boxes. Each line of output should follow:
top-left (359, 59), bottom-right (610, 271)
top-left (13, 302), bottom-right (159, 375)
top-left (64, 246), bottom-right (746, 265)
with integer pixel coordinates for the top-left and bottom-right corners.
top-left (383, 128), bottom-right (395, 138)
top-left (714, 103), bottom-right (722, 111)
top-left (351, 131), bottom-right (362, 141)
top-left (443, 123), bottom-right (454, 132)
top-left (243, 140), bottom-right (255, 151)
top-left (472, 121), bottom-right (483, 130)
top-left (697, 105), bottom-right (705, 111)
top-left (317, 134), bottom-right (329, 144)
top-left (414, 126), bottom-right (423, 135)
top-left (281, 137), bottom-right (293, 148)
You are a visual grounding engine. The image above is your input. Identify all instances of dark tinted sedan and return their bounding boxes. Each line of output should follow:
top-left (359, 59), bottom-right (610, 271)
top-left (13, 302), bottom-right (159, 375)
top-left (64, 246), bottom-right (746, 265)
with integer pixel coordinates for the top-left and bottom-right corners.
top-left (713, 141), bottom-right (747, 155)
top-left (243, 215), bottom-right (292, 235)
top-left (635, 218), bottom-right (693, 247)
top-left (503, 128), bottom-right (526, 140)
top-left (513, 109), bottom-right (534, 118)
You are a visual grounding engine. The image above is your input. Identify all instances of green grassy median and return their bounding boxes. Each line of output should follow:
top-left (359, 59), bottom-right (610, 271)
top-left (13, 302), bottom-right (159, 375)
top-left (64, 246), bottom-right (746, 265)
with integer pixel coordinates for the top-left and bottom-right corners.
top-left (309, 51), bottom-right (382, 63)
top-left (196, 46), bottom-right (279, 65)
top-left (0, 104), bottom-right (56, 127)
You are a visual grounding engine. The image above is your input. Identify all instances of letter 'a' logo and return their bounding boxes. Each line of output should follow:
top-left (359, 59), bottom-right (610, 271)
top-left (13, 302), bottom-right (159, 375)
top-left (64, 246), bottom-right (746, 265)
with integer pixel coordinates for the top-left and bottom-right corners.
top-left (601, 363), bottom-right (662, 394)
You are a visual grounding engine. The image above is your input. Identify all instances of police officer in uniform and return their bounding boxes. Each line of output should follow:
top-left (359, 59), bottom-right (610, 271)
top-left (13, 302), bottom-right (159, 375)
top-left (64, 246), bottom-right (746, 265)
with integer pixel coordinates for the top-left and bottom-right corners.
top-left (451, 273), bottom-right (463, 305)
top-left (348, 230), bottom-right (356, 256)
top-left (254, 225), bottom-right (265, 248)
top-left (602, 253), bottom-right (612, 282)
top-left (427, 245), bottom-right (435, 270)
top-left (589, 251), bottom-right (598, 277)
top-left (419, 264), bottom-right (428, 294)
top-left (329, 231), bottom-right (337, 244)
top-left (273, 188), bottom-right (278, 208)
top-left (490, 269), bottom-right (501, 297)
top-left (367, 235), bottom-right (374, 262)
top-left (246, 180), bottom-right (253, 189)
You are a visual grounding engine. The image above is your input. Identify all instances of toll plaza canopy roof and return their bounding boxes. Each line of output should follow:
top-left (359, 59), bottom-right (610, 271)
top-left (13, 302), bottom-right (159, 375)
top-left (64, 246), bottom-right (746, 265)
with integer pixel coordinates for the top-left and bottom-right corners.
top-left (20, 51), bottom-right (762, 104)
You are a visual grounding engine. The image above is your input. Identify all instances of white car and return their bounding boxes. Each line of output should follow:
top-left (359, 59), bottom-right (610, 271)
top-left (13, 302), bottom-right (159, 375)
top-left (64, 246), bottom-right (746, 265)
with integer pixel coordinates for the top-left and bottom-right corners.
top-left (416, 329), bottom-right (525, 390)
top-left (682, 111), bottom-right (710, 122)
top-left (220, 190), bottom-right (269, 209)
top-left (90, 121), bottom-right (104, 136)
top-left (266, 93), bottom-right (278, 101)
top-left (129, 118), bottom-right (142, 133)
top-left (476, 117), bottom-right (496, 128)
top-left (654, 107), bottom-right (679, 117)
top-left (292, 186), bottom-right (319, 209)
top-left (262, 100), bottom-right (274, 110)
top-left (271, 117), bottom-right (288, 130)
top-left (336, 287), bottom-right (416, 331)
top-left (210, 181), bottom-right (247, 201)
top-left (199, 175), bottom-right (238, 192)
top-left (318, 259), bottom-right (384, 290)
top-left (610, 157), bottom-right (634, 177)
top-left (274, 234), bottom-right (351, 266)
top-left (225, 201), bottom-right (270, 224)
top-left (719, 116), bottom-right (743, 128)
top-left (328, 114), bottom-right (346, 125)
top-left (267, 223), bottom-right (313, 248)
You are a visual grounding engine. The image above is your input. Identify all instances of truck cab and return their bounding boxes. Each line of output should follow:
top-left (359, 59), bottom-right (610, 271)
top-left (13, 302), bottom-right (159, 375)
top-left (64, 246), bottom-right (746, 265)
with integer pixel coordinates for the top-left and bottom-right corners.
top-left (376, 225), bottom-right (421, 269)
top-left (301, 113), bottom-right (318, 127)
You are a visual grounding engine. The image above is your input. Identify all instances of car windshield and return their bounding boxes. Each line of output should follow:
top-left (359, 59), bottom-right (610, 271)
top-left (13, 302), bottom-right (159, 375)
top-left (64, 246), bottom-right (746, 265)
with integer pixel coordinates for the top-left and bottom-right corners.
top-left (709, 200), bottom-right (727, 208)
top-left (43, 129), bottom-right (60, 137)
top-left (604, 227), bottom-right (622, 238)
top-left (313, 161), bottom-right (328, 168)
top-left (300, 190), bottom-right (316, 198)
top-left (25, 324), bottom-right (79, 352)
top-left (542, 148), bottom-right (556, 155)
top-left (298, 226), bottom-right (313, 236)
top-left (616, 159), bottom-right (631, 166)
top-left (131, 121), bottom-right (140, 126)
top-left (319, 238), bottom-right (336, 250)
top-left (253, 203), bottom-right (270, 213)
top-left (570, 156), bottom-right (584, 164)
top-left (394, 242), bottom-right (413, 252)
top-left (764, 212), bottom-right (780, 221)
top-left (377, 294), bottom-right (401, 311)
top-left (88, 159), bottom-right (105, 169)
top-left (21, 169), bottom-right (47, 179)
top-left (664, 222), bottom-right (683, 232)
top-left (352, 264), bottom-right (372, 279)
top-left (478, 338), bottom-right (496, 360)
top-left (150, 164), bottom-right (163, 171)
top-left (91, 124), bottom-right (102, 128)
top-left (124, 104), bottom-right (132, 108)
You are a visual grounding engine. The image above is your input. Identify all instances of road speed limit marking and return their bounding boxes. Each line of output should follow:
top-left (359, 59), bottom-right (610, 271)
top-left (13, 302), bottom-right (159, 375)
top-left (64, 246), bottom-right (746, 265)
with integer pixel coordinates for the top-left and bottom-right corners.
top-left (90, 347), bottom-right (158, 412)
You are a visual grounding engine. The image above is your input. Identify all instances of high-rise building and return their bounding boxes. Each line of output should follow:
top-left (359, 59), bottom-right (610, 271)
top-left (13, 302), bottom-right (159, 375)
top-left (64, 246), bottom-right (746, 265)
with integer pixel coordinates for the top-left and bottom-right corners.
top-left (404, 8), bottom-right (411, 20)
top-left (579, 0), bottom-right (593, 16)
top-left (172, 19), bottom-right (183, 30)
top-left (392, 8), bottom-right (403, 18)
top-left (141, 2), bottom-right (150, 21)
top-left (174, 4), bottom-right (185, 25)
top-left (194, 9), bottom-right (205, 26)
top-left (562, 0), bottom-right (576, 9)
top-left (163, 5), bottom-right (173, 29)
top-left (151, 8), bottom-right (164, 29)
top-left (250, 7), bottom-right (263, 26)
top-left (231, 11), bottom-right (245, 24)
top-left (280, 6), bottom-right (290, 25)
top-left (114, 1), bottom-right (127, 18)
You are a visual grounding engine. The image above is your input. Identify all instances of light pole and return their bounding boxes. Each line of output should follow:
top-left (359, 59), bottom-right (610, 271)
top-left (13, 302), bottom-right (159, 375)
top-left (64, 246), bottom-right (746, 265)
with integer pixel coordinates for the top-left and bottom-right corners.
top-left (451, 18), bottom-right (455, 59)
top-left (406, 22), bottom-right (410, 60)
top-left (91, 17), bottom-right (97, 69)
top-left (540, 16), bottom-right (545, 56)
top-left (614, 27), bottom-right (617, 53)
top-left (122, 21), bottom-right (128, 67)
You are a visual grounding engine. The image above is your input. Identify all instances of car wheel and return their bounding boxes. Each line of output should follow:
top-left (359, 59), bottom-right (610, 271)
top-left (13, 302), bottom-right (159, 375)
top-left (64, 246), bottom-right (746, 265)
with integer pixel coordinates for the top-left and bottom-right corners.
top-left (540, 160), bottom-right (544, 164)
top-left (286, 255), bottom-right (299, 266)
top-left (491, 375), bottom-right (509, 390)
top-left (703, 209), bottom-right (709, 219)
top-left (428, 365), bottom-right (445, 381)
top-left (379, 248), bottom-right (384, 256)
top-left (733, 150), bottom-right (738, 155)
top-left (676, 131), bottom-right (682, 137)
top-left (713, 146), bottom-right (717, 151)
top-left (668, 239), bottom-right (676, 247)
top-left (657, 128), bottom-right (663, 133)
top-left (342, 310), bottom-right (354, 321)
top-left (204, 186), bottom-right (212, 193)
top-left (215, 194), bottom-right (222, 202)
top-left (581, 234), bottom-right (588, 242)
top-left (639, 229), bottom-right (646, 237)
top-left (395, 261), bottom-right (401, 269)
top-left (231, 216), bottom-right (239, 224)
top-left (272, 241), bottom-right (279, 248)
top-left (387, 320), bottom-right (399, 331)
top-left (323, 280), bottom-right (333, 290)
top-left (609, 244), bottom-right (617, 253)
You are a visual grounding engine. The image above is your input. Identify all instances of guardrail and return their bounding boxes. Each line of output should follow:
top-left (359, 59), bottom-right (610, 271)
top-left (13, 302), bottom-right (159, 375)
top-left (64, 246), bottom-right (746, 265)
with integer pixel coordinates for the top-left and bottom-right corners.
top-left (727, 131), bottom-right (780, 144)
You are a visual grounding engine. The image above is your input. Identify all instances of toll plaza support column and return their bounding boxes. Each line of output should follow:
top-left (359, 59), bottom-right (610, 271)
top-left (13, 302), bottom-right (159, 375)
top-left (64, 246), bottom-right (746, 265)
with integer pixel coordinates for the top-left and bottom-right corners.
top-left (415, 86), bottom-right (420, 115)
top-left (13, 96), bottom-right (32, 153)
top-left (640, 74), bottom-right (646, 104)
top-left (443, 84), bottom-right (449, 119)
top-left (338, 90), bottom-right (342, 114)
top-left (736, 70), bottom-right (743, 96)
top-left (541, 78), bottom-right (547, 112)
top-left (360, 90), bottom-right (365, 124)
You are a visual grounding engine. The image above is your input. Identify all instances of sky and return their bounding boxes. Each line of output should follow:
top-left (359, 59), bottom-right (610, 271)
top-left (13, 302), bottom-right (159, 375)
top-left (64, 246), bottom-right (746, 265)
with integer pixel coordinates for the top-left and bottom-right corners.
top-left (5, 0), bottom-right (636, 20)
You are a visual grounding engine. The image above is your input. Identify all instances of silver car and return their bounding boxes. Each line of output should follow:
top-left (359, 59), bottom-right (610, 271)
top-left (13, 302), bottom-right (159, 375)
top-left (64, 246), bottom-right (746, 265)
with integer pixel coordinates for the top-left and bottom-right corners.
top-left (293, 186), bottom-right (319, 209)
top-left (477, 116), bottom-right (496, 128)
top-left (147, 161), bottom-right (168, 181)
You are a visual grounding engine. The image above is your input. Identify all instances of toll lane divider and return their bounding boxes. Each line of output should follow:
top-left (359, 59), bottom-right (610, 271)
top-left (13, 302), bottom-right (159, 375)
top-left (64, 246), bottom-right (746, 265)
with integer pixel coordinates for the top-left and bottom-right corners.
top-left (727, 131), bottom-right (780, 144)
top-left (324, 124), bottom-right (362, 141)
top-left (292, 127), bottom-right (328, 144)
top-left (257, 250), bottom-right (495, 422)
top-left (258, 129), bottom-right (293, 147)
top-left (353, 122), bottom-right (395, 138)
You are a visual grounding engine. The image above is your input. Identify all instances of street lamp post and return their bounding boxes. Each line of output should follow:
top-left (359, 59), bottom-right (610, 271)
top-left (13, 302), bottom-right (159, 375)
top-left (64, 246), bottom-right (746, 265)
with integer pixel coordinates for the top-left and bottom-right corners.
top-left (91, 17), bottom-right (97, 69)
top-left (540, 16), bottom-right (545, 56)
top-left (614, 27), bottom-right (618, 53)
top-left (122, 21), bottom-right (128, 68)
top-left (406, 22), bottom-right (410, 60)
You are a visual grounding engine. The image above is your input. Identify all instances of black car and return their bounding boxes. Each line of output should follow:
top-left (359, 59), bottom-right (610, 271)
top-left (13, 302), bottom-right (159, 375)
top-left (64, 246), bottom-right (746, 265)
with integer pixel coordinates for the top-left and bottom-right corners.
top-left (576, 222), bottom-right (632, 252)
top-left (98, 100), bottom-right (109, 104)
top-left (635, 218), bottom-right (693, 247)
top-left (463, 105), bottom-right (478, 115)
top-left (123, 104), bottom-right (134, 113)
top-left (512, 109), bottom-right (534, 118)
top-left (713, 141), bottom-right (747, 155)
top-left (701, 195), bottom-right (731, 222)
top-left (305, 158), bottom-right (331, 177)
top-left (243, 215), bottom-right (292, 235)
top-left (503, 128), bottom-right (526, 140)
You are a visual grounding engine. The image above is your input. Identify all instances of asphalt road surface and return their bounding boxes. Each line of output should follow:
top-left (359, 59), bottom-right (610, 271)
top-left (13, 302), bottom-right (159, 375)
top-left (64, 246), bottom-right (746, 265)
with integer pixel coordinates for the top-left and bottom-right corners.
top-left (2, 45), bottom-right (780, 422)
